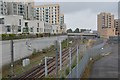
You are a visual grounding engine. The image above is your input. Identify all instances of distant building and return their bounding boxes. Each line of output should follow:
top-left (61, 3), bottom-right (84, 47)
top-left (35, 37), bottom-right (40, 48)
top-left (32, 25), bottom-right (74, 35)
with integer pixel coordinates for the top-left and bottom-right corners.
top-left (114, 19), bottom-right (119, 35)
top-left (0, 15), bottom-right (52, 34)
top-left (34, 4), bottom-right (60, 25)
top-left (59, 14), bottom-right (66, 33)
top-left (0, 15), bottom-right (24, 34)
top-left (7, 2), bottom-right (34, 20)
top-left (97, 12), bottom-right (115, 38)
top-left (23, 20), bottom-right (45, 34)
top-left (0, 1), bottom-right (66, 34)
top-left (0, 0), bottom-right (7, 15)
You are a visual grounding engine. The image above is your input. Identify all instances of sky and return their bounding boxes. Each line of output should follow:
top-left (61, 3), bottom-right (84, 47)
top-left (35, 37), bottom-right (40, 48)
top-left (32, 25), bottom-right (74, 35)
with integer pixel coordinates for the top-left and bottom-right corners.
top-left (35, 1), bottom-right (119, 31)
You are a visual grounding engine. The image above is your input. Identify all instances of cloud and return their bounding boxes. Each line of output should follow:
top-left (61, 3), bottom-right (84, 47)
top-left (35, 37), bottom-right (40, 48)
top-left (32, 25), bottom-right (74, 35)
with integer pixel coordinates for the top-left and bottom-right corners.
top-left (65, 9), bottom-right (98, 30)
top-left (35, 2), bottom-right (118, 30)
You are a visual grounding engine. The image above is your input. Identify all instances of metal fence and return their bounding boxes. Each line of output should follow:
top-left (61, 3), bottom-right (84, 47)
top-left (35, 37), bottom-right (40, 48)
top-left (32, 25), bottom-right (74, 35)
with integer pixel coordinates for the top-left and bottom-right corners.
top-left (67, 42), bottom-right (111, 78)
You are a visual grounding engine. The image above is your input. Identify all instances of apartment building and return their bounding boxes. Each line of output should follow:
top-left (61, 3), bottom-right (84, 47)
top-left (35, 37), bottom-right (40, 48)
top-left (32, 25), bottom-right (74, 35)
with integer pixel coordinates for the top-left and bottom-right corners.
top-left (97, 12), bottom-right (115, 38)
top-left (60, 14), bottom-right (64, 25)
top-left (0, 0), bottom-right (7, 15)
top-left (6, 2), bottom-right (34, 20)
top-left (114, 19), bottom-right (119, 35)
top-left (23, 20), bottom-right (45, 34)
top-left (59, 14), bottom-right (66, 33)
top-left (0, 15), bottom-right (52, 34)
top-left (34, 4), bottom-right (60, 25)
top-left (0, 15), bottom-right (24, 34)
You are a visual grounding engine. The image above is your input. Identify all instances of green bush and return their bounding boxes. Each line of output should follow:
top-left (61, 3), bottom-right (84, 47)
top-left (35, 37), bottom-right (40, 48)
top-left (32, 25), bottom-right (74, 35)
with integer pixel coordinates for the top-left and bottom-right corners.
top-left (65, 67), bottom-right (69, 75)
top-left (71, 62), bottom-right (76, 69)
top-left (9, 34), bottom-right (16, 37)
top-left (39, 33), bottom-right (43, 37)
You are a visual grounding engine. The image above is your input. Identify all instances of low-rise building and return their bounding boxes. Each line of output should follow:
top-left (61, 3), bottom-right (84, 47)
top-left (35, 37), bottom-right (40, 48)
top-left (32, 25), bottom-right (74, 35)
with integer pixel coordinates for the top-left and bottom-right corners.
top-left (23, 20), bottom-right (44, 34)
top-left (44, 22), bottom-right (52, 33)
top-left (51, 25), bottom-right (59, 34)
top-left (0, 15), bottom-right (52, 34)
top-left (0, 15), bottom-right (24, 34)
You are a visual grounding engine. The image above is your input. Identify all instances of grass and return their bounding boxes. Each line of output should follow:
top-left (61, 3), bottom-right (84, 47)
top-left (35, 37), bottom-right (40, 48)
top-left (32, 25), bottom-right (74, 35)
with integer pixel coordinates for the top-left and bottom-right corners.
top-left (2, 38), bottom-right (89, 78)
top-left (2, 39), bottom-right (68, 78)
top-left (80, 54), bottom-right (104, 80)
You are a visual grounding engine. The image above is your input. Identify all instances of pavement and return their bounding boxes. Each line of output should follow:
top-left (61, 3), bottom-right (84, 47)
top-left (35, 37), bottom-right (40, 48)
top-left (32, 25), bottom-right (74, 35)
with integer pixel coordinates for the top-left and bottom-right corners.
top-left (89, 43), bottom-right (118, 78)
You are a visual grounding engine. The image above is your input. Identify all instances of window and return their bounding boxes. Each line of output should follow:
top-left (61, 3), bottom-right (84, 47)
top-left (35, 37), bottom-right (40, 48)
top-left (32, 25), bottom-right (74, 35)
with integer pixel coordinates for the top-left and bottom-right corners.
top-left (30, 28), bottom-right (33, 32)
top-left (37, 23), bottom-right (39, 27)
top-left (0, 18), bottom-right (4, 24)
top-left (25, 22), bottom-right (28, 27)
top-left (6, 26), bottom-right (11, 32)
top-left (37, 28), bottom-right (39, 32)
top-left (18, 26), bottom-right (21, 32)
top-left (19, 19), bottom-right (21, 25)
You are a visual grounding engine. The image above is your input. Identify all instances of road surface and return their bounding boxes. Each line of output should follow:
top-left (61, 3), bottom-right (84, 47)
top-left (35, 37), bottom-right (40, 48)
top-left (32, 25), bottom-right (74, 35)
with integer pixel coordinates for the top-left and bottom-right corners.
top-left (89, 43), bottom-right (118, 78)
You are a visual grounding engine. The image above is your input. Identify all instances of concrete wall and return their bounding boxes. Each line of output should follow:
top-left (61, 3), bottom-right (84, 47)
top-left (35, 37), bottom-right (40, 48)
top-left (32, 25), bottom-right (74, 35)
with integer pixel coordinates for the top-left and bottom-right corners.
top-left (1, 36), bottom-right (67, 68)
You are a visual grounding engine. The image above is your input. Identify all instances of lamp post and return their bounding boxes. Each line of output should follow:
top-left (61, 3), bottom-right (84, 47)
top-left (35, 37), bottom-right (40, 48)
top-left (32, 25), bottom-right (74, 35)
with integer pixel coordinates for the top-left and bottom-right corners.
top-left (68, 40), bottom-right (72, 78)
top-left (10, 24), bottom-right (17, 77)
top-left (69, 47), bottom-right (72, 78)
top-left (76, 45), bottom-right (79, 78)
top-left (59, 40), bottom-right (62, 71)
top-left (55, 40), bottom-right (58, 77)
top-left (45, 57), bottom-right (53, 77)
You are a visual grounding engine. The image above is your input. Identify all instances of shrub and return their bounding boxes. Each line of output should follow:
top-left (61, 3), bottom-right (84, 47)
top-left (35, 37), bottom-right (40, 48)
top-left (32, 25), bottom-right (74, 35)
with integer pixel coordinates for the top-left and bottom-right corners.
top-left (65, 67), bottom-right (70, 75)
top-left (71, 62), bottom-right (76, 69)
top-left (9, 34), bottom-right (16, 37)
top-left (36, 33), bottom-right (39, 37)
top-left (39, 33), bottom-right (43, 37)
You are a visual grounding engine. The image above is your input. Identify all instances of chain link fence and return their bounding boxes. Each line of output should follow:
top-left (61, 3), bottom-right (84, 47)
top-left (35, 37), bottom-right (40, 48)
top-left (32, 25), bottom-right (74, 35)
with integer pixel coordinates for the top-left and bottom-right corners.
top-left (67, 42), bottom-right (111, 78)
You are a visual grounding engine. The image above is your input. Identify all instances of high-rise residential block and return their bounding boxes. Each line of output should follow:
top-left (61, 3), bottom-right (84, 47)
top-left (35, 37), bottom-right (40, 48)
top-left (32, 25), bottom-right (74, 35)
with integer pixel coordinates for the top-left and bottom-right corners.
top-left (0, 0), bottom-right (7, 15)
top-left (5, 2), bottom-right (34, 20)
top-left (34, 4), bottom-right (60, 25)
top-left (60, 14), bottom-right (64, 25)
top-left (97, 12), bottom-right (115, 38)
top-left (114, 19), bottom-right (119, 35)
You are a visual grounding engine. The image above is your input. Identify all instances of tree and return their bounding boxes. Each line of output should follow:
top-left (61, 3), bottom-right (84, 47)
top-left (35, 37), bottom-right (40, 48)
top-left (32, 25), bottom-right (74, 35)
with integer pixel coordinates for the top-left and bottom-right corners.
top-left (74, 28), bottom-right (79, 33)
top-left (67, 29), bottom-right (73, 33)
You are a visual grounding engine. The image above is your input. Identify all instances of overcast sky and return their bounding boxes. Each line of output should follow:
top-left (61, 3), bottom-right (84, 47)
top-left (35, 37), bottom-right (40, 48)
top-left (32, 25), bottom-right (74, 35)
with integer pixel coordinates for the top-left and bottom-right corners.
top-left (35, 1), bottom-right (118, 30)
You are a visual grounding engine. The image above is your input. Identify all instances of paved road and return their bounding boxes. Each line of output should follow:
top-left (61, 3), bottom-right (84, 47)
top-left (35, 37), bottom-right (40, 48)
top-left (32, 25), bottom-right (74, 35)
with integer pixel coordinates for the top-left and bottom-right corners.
top-left (89, 43), bottom-right (118, 78)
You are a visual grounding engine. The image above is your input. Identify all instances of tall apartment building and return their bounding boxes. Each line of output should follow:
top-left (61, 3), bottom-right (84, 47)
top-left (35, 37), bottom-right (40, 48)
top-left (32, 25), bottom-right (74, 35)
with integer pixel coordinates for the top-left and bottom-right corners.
top-left (60, 14), bottom-right (64, 25)
top-left (97, 12), bottom-right (115, 38)
top-left (114, 19), bottom-right (119, 35)
top-left (4, 2), bottom-right (34, 20)
top-left (118, 1), bottom-right (120, 34)
top-left (0, 0), bottom-right (7, 15)
top-left (34, 4), bottom-right (60, 25)
top-left (0, 0), bottom-right (35, 19)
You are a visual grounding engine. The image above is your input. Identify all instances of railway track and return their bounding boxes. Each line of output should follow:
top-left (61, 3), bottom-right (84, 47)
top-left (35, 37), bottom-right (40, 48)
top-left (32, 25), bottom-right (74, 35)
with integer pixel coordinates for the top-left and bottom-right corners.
top-left (16, 41), bottom-right (79, 79)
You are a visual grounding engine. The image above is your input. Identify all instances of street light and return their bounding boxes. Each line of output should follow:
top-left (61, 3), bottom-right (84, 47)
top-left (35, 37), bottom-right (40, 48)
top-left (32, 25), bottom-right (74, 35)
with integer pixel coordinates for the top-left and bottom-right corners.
top-left (45, 57), bottom-right (53, 77)
top-left (59, 40), bottom-right (62, 71)
top-left (76, 45), bottom-right (79, 78)
top-left (10, 24), bottom-right (17, 77)
top-left (68, 41), bottom-right (72, 78)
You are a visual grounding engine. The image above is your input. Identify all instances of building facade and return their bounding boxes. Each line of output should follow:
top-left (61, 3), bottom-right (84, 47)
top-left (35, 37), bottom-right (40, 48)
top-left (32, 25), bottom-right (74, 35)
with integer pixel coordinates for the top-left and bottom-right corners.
top-left (0, 0), bottom-right (7, 15)
top-left (114, 19), bottom-right (119, 35)
top-left (0, 15), bottom-right (52, 34)
top-left (0, 15), bottom-right (24, 34)
top-left (0, 1), bottom-right (66, 34)
top-left (6, 2), bottom-right (34, 20)
top-left (34, 4), bottom-right (60, 25)
top-left (97, 12), bottom-right (115, 38)
top-left (23, 20), bottom-right (45, 34)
